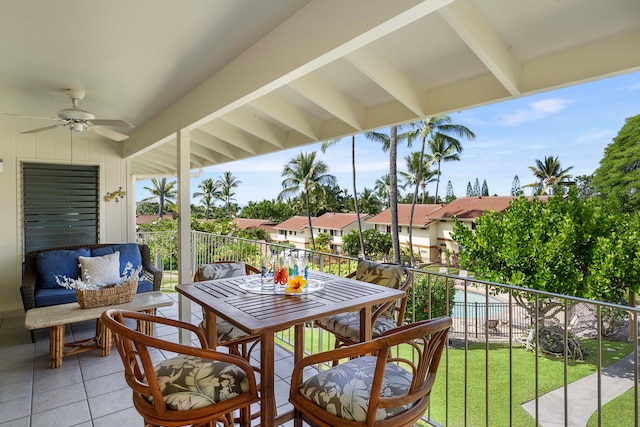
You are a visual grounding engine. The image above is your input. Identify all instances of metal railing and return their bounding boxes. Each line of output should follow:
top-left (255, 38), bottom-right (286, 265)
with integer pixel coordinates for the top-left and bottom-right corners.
top-left (137, 231), bottom-right (640, 426)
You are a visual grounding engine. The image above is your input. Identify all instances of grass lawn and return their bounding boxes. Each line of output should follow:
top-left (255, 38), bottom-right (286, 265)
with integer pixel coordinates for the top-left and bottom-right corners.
top-left (277, 328), bottom-right (634, 426)
top-left (587, 386), bottom-right (639, 426)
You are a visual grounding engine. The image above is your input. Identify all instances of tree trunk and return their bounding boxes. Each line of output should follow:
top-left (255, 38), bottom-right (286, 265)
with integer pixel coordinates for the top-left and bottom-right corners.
top-left (305, 190), bottom-right (316, 251)
top-left (408, 134), bottom-right (427, 267)
top-left (433, 160), bottom-right (442, 204)
top-left (352, 135), bottom-right (366, 259)
top-left (389, 126), bottom-right (400, 264)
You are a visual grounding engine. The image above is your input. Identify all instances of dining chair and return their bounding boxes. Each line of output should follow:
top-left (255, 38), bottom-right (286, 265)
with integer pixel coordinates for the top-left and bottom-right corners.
top-left (101, 309), bottom-right (259, 427)
top-left (289, 316), bottom-right (452, 426)
top-left (315, 259), bottom-right (413, 349)
top-left (193, 260), bottom-right (261, 360)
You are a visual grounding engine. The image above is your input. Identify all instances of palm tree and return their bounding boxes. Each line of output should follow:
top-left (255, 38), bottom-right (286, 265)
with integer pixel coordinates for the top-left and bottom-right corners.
top-left (524, 155), bottom-right (574, 195)
top-left (216, 172), bottom-right (241, 217)
top-left (374, 174), bottom-right (391, 209)
top-left (403, 116), bottom-right (474, 266)
top-left (192, 178), bottom-right (220, 219)
top-left (400, 152), bottom-right (436, 203)
top-left (366, 128), bottom-right (401, 263)
top-left (358, 187), bottom-right (382, 215)
top-left (279, 151), bottom-right (336, 251)
top-left (321, 135), bottom-right (366, 258)
top-left (142, 178), bottom-right (177, 218)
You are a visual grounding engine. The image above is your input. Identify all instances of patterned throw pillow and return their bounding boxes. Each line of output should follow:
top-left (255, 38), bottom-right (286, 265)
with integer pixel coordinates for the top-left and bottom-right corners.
top-left (78, 251), bottom-right (121, 286)
top-left (198, 261), bottom-right (246, 281)
top-left (148, 354), bottom-right (250, 410)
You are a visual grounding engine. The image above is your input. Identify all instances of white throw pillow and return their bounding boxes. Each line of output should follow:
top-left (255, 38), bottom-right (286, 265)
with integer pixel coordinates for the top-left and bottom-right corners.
top-left (79, 251), bottom-right (121, 286)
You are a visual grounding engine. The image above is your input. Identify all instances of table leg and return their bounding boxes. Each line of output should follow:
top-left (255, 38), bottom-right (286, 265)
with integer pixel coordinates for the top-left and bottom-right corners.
top-left (97, 319), bottom-right (112, 356)
top-left (205, 310), bottom-right (218, 349)
top-left (260, 332), bottom-right (276, 423)
top-left (140, 308), bottom-right (156, 335)
top-left (49, 324), bottom-right (64, 368)
top-left (359, 305), bottom-right (373, 342)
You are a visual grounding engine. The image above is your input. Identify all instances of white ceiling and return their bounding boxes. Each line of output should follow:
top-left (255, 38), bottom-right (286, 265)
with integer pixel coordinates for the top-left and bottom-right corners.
top-left (1, 0), bottom-right (639, 176)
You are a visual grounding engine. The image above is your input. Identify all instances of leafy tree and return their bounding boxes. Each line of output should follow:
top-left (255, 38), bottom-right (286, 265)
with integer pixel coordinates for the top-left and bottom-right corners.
top-left (481, 180), bottom-right (489, 196)
top-left (136, 200), bottom-right (159, 216)
top-left (342, 228), bottom-right (392, 259)
top-left (216, 172), bottom-right (241, 217)
top-left (193, 178), bottom-right (220, 219)
top-left (314, 232), bottom-right (332, 253)
top-left (238, 199), bottom-right (296, 223)
top-left (445, 180), bottom-right (456, 203)
top-left (279, 151), bottom-right (336, 250)
top-left (466, 181), bottom-right (473, 197)
top-left (575, 174), bottom-right (594, 200)
top-left (511, 175), bottom-right (521, 196)
top-left (451, 188), bottom-right (639, 328)
top-left (141, 178), bottom-right (177, 218)
top-left (592, 114), bottom-right (640, 212)
top-left (405, 275), bottom-right (456, 322)
top-left (524, 155), bottom-right (574, 195)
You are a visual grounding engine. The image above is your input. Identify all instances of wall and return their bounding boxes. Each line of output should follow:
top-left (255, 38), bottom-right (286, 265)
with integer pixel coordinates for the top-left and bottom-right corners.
top-left (0, 129), bottom-right (132, 311)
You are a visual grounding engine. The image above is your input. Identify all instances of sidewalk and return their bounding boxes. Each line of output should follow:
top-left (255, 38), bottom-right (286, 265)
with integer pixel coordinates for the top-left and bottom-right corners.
top-left (522, 349), bottom-right (638, 426)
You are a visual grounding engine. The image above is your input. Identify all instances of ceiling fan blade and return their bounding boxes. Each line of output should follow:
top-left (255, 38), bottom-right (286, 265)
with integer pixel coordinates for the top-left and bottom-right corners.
top-left (21, 124), bottom-right (66, 134)
top-left (90, 119), bottom-right (134, 128)
top-left (4, 112), bottom-right (61, 121)
top-left (86, 124), bottom-right (129, 141)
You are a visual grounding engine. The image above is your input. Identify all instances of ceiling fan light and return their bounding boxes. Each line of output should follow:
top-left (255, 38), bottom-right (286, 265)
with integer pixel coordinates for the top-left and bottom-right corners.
top-left (71, 122), bottom-right (84, 132)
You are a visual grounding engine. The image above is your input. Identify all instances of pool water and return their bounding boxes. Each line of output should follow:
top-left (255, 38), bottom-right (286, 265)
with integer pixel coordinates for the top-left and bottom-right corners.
top-left (452, 289), bottom-right (506, 319)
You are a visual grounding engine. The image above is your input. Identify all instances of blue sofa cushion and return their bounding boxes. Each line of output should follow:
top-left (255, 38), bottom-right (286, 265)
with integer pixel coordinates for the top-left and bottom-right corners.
top-left (92, 244), bottom-right (143, 277)
top-left (34, 279), bottom-right (155, 307)
top-left (36, 248), bottom-right (91, 289)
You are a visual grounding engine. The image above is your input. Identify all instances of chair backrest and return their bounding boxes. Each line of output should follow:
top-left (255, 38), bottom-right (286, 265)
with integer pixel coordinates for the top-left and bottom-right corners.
top-left (347, 259), bottom-right (413, 325)
top-left (372, 316), bottom-right (452, 425)
top-left (193, 260), bottom-right (260, 282)
top-left (101, 309), bottom-right (258, 424)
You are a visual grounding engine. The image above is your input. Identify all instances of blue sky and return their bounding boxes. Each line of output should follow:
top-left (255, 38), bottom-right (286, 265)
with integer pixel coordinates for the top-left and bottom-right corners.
top-left (136, 71), bottom-right (640, 207)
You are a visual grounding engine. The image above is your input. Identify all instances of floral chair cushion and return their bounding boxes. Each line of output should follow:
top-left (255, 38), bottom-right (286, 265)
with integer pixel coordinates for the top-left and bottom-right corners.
top-left (355, 260), bottom-right (404, 317)
top-left (148, 354), bottom-right (250, 410)
top-left (316, 312), bottom-right (398, 343)
top-left (198, 261), bottom-right (246, 281)
top-left (297, 355), bottom-right (413, 422)
top-left (198, 316), bottom-right (249, 343)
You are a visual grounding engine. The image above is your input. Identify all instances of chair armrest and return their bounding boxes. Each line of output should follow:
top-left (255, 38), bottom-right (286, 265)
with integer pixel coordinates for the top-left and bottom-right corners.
top-left (138, 244), bottom-right (162, 291)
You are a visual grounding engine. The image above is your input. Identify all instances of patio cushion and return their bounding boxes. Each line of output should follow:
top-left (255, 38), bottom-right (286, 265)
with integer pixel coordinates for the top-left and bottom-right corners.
top-left (34, 278), bottom-right (154, 307)
top-left (297, 355), bottom-right (413, 422)
top-left (147, 354), bottom-right (250, 410)
top-left (316, 312), bottom-right (398, 343)
top-left (355, 260), bottom-right (404, 317)
top-left (36, 248), bottom-right (91, 289)
top-left (198, 261), bottom-right (246, 281)
top-left (92, 243), bottom-right (144, 277)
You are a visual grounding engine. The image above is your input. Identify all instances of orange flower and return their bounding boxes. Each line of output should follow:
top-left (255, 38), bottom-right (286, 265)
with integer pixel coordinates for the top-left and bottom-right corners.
top-left (285, 275), bottom-right (307, 294)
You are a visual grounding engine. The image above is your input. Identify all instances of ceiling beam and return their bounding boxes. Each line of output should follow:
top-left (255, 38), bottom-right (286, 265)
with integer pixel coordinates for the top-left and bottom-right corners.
top-left (439, 0), bottom-right (521, 96)
top-left (222, 109), bottom-right (287, 149)
top-left (198, 120), bottom-right (260, 155)
top-left (289, 73), bottom-right (365, 131)
top-left (251, 93), bottom-right (321, 141)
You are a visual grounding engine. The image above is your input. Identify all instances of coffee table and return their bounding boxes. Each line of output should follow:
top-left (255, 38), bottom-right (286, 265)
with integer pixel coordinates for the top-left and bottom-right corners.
top-left (24, 291), bottom-right (174, 368)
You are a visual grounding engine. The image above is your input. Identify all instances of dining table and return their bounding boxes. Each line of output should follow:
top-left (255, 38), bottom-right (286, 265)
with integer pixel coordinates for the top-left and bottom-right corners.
top-left (176, 269), bottom-right (406, 426)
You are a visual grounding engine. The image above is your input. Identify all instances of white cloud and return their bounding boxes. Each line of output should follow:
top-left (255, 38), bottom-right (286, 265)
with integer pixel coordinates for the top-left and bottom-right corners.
top-left (497, 98), bottom-right (573, 126)
top-left (629, 83), bottom-right (640, 90)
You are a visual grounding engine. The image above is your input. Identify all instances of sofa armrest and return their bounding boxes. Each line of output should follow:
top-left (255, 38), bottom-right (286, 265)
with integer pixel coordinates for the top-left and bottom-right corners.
top-left (21, 254), bottom-right (38, 311)
top-left (138, 244), bottom-right (162, 291)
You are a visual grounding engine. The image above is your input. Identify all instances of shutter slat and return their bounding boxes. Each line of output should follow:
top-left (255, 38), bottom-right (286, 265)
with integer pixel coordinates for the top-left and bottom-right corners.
top-left (22, 163), bottom-right (100, 254)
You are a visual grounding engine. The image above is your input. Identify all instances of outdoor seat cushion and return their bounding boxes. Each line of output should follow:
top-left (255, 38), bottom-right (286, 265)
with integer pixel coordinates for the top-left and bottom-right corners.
top-left (316, 312), bottom-right (398, 343)
top-left (34, 278), bottom-right (154, 308)
top-left (147, 354), bottom-right (250, 410)
top-left (297, 355), bottom-right (414, 422)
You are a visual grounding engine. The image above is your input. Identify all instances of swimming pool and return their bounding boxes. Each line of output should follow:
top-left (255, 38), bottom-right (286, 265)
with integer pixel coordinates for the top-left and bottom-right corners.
top-left (452, 289), bottom-right (507, 319)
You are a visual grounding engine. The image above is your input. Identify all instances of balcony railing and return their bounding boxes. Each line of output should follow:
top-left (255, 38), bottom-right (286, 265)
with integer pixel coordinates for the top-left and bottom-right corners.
top-left (138, 230), bottom-right (640, 426)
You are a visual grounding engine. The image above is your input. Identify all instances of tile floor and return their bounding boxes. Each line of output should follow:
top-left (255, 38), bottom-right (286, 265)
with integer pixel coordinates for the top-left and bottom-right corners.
top-left (0, 293), bottom-right (306, 427)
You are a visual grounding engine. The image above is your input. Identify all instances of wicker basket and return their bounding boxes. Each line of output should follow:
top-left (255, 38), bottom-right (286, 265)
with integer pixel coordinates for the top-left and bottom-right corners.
top-left (76, 279), bottom-right (138, 309)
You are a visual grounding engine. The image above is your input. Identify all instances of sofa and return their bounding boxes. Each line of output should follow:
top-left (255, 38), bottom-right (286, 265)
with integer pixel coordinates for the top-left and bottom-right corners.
top-left (21, 243), bottom-right (162, 312)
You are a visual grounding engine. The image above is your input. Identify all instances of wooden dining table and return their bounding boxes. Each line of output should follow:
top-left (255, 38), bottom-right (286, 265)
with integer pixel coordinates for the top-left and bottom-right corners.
top-left (176, 269), bottom-right (406, 426)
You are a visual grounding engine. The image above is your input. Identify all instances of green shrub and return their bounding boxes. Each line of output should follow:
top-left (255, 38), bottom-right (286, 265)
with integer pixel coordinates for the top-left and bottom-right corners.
top-left (405, 275), bottom-right (456, 322)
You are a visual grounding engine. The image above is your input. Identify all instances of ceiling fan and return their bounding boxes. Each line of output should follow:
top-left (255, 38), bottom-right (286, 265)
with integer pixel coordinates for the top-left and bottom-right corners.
top-left (4, 89), bottom-right (134, 141)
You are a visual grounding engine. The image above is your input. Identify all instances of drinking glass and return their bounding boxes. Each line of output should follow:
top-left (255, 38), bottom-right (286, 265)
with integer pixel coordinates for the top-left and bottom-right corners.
top-left (260, 256), bottom-right (275, 292)
top-left (273, 256), bottom-right (289, 287)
